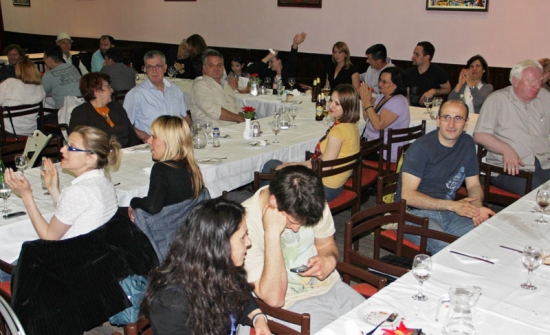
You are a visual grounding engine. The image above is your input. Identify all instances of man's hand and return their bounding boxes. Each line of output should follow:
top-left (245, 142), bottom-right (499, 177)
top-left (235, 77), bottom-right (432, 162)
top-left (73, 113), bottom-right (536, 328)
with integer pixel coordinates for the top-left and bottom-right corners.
top-left (298, 254), bottom-right (336, 281)
top-left (262, 202), bottom-right (287, 238)
top-left (502, 146), bottom-right (524, 175)
top-left (227, 76), bottom-right (239, 90)
top-left (292, 32), bottom-right (307, 49)
top-left (452, 197), bottom-right (480, 218)
top-left (419, 89), bottom-right (436, 104)
top-left (472, 206), bottom-right (495, 227)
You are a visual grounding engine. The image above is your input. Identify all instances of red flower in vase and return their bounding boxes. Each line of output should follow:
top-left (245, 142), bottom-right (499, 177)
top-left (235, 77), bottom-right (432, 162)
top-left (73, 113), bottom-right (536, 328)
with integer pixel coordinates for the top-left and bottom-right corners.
top-left (381, 321), bottom-right (413, 335)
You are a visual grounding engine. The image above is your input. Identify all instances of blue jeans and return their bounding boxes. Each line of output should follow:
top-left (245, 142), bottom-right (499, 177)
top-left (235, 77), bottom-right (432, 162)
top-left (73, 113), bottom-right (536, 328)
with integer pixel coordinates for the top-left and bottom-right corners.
top-left (492, 158), bottom-right (550, 196)
top-left (404, 209), bottom-right (474, 255)
top-left (260, 159), bottom-right (343, 201)
top-left (0, 259), bottom-right (17, 282)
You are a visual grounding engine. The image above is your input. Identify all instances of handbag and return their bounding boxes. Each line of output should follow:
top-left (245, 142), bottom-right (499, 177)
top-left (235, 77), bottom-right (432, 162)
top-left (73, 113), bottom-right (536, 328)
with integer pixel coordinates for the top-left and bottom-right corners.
top-left (109, 274), bottom-right (148, 325)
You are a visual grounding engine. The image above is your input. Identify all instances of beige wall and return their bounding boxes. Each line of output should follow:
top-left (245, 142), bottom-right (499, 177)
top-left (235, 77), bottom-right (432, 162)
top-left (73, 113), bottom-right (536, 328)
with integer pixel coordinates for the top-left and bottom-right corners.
top-left (1, 0), bottom-right (546, 67)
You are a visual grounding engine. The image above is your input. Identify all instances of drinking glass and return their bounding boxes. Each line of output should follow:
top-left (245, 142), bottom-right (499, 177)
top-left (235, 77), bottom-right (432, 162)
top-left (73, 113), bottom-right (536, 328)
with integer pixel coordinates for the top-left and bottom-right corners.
top-left (535, 188), bottom-right (549, 224)
top-left (422, 97), bottom-right (433, 114)
top-left (0, 181), bottom-right (11, 214)
top-left (167, 67), bottom-right (177, 81)
top-left (288, 77), bottom-right (296, 90)
top-left (272, 119), bottom-right (281, 144)
top-left (14, 154), bottom-right (28, 176)
top-left (412, 254), bottom-right (432, 301)
top-left (520, 245), bottom-right (542, 290)
top-left (277, 85), bottom-right (285, 100)
top-left (289, 107), bottom-right (298, 127)
top-left (203, 121), bottom-right (213, 146)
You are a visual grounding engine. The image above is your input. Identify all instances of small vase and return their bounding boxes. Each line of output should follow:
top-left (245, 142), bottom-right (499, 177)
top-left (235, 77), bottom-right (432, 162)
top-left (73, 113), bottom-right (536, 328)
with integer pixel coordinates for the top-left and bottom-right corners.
top-left (243, 118), bottom-right (253, 139)
top-left (250, 82), bottom-right (259, 96)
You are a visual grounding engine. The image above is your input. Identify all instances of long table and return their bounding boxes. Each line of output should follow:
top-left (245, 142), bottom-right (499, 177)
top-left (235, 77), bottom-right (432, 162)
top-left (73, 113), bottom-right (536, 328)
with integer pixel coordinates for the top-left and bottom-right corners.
top-left (315, 184), bottom-right (550, 334)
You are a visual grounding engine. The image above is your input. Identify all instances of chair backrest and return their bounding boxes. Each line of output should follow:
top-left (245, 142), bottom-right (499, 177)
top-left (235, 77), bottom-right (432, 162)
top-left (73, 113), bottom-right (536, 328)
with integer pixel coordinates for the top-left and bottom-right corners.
top-left (23, 130), bottom-right (53, 168)
top-left (255, 298), bottom-right (310, 335)
top-left (384, 120), bottom-right (426, 173)
top-left (0, 102), bottom-right (44, 145)
top-left (344, 201), bottom-right (410, 278)
top-left (397, 210), bottom-right (458, 254)
top-left (0, 295), bottom-right (26, 335)
top-left (376, 173), bottom-right (400, 205)
top-left (477, 144), bottom-right (533, 206)
top-left (113, 89), bottom-right (131, 102)
top-left (253, 170), bottom-right (277, 192)
top-left (0, 259), bottom-right (13, 302)
top-left (359, 131), bottom-right (385, 181)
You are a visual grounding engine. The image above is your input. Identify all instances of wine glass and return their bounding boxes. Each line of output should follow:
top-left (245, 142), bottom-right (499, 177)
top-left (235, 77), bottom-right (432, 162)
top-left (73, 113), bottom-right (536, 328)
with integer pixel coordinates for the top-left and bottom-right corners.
top-left (535, 188), bottom-right (549, 224)
top-left (520, 245), bottom-right (542, 290)
top-left (14, 154), bottom-right (28, 176)
top-left (203, 121), bottom-right (213, 146)
top-left (289, 107), bottom-right (298, 127)
top-left (272, 118), bottom-right (281, 144)
top-left (167, 67), bottom-right (177, 81)
top-left (322, 85), bottom-right (331, 97)
top-left (0, 181), bottom-right (11, 214)
top-left (411, 254), bottom-right (432, 301)
top-left (288, 77), bottom-right (296, 91)
top-left (422, 97), bottom-right (433, 114)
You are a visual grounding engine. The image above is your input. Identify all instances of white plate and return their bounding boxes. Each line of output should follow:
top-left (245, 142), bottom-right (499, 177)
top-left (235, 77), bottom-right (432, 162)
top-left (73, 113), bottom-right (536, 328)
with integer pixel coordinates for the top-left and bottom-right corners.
top-left (245, 140), bottom-right (269, 147)
top-left (358, 306), bottom-right (405, 327)
top-left (197, 158), bottom-right (222, 165)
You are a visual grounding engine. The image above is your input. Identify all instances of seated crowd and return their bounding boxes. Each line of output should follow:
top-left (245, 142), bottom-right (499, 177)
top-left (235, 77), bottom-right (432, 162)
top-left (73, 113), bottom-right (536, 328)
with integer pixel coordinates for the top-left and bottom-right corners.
top-left (0, 29), bottom-right (549, 335)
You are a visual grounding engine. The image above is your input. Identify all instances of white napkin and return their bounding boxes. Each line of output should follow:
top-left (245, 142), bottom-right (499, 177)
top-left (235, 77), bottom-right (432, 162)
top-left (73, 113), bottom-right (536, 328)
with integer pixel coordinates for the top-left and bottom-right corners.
top-left (291, 89), bottom-right (301, 96)
top-left (238, 77), bottom-right (249, 89)
top-left (449, 249), bottom-right (498, 263)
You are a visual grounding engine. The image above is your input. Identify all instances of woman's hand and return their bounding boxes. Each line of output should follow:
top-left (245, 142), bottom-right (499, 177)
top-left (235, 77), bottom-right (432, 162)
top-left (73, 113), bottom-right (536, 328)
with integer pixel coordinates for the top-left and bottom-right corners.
top-left (359, 82), bottom-right (373, 107)
top-left (128, 206), bottom-right (135, 222)
top-left (174, 61), bottom-right (185, 74)
top-left (457, 68), bottom-right (467, 88)
top-left (5, 168), bottom-right (32, 199)
top-left (41, 158), bottom-right (59, 191)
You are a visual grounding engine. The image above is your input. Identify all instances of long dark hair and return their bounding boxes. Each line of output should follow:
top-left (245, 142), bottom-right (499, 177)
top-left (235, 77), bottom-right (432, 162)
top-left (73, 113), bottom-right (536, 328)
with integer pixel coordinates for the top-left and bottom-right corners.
top-left (141, 199), bottom-right (250, 335)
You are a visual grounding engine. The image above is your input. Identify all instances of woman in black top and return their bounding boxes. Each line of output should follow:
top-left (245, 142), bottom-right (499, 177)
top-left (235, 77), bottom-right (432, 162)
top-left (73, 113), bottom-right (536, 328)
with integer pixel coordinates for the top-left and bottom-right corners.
top-left (141, 199), bottom-right (271, 335)
top-left (69, 72), bottom-right (141, 148)
top-left (128, 115), bottom-right (204, 218)
top-left (325, 41), bottom-right (360, 92)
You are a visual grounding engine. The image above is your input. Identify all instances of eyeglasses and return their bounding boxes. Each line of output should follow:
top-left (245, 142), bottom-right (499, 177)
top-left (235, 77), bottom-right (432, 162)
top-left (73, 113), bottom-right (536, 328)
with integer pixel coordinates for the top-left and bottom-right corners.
top-left (143, 64), bottom-right (165, 71)
top-left (66, 144), bottom-right (94, 153)
top-left (101, 84), bottom-right (111, 89)
top-left (378, 79), bottom-right (392, 85)
top-left (439, 115), bottom-right (467, 123)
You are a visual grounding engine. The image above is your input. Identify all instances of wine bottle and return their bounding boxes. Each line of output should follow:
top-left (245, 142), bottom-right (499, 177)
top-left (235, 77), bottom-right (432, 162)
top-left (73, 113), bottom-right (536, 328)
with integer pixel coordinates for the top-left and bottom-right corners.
top-left (315, 94), bottom-right (324, 121)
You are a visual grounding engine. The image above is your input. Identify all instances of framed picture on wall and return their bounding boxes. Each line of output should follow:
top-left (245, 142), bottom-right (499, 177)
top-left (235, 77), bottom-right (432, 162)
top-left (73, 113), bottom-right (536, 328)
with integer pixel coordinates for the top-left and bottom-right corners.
top-left (13, 0), bottom-right (30, 6)
top-left (426, 0), bottom-right (488, 11)
top-left (277, 0), bottom-right (322, 8)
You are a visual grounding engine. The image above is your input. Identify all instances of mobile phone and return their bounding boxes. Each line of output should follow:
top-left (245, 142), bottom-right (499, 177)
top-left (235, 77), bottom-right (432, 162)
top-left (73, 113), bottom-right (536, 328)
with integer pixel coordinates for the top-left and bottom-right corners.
top-left (3, 211), bottom-right (26, 219)
top-left (290, 265), bottom-right (310, 273)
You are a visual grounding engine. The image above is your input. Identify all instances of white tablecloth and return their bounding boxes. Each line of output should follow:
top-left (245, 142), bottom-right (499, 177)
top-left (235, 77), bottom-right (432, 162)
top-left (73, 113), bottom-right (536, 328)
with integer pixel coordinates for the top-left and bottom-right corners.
top-left (316, 185), bottom-right (550, 335)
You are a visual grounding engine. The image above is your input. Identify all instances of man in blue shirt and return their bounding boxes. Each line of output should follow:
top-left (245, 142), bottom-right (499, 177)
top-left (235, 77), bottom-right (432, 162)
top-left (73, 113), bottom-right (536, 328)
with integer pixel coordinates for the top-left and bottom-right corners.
top-left (396, 100), bottom-right (494, 254)
top-left (91, 35), bottom-right (115, 72)
top-left (124, 50), bottom-right (191, 142)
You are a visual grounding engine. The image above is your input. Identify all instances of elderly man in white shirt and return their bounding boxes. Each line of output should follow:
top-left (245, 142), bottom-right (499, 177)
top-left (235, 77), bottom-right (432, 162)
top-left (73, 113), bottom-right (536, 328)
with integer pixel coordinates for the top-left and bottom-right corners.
top-left (56, 32), bottom-right (89, 75)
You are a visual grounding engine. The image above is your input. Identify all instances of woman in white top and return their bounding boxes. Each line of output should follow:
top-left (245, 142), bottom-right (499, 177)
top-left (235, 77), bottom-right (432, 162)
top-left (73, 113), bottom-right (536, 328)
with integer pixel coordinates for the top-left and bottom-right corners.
top-left (0, 58), bottom-right (45, 136)
top-left (5, 126), bottom-right (121, 240)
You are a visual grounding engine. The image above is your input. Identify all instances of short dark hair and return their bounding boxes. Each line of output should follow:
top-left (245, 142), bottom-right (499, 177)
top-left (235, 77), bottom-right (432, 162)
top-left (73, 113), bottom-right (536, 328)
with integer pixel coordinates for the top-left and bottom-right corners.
top-left (202, 49), bottom-right (223, 65)
top-left (466, 54), bottom-right (489, 83)
top-left (79, 72), bottom-right (111, 102)
top-left (380, 67), bottom-right (407, 97)
top-left (439, 99), bottom-right (469, 120)
top-left (4, 44), bottom-right (25, 58)
top-left (417, 41), bottom-right (435, 61)
top-left (100, 35), bottom-right (115, 45)
top-left (269, 165), bottom-right (326, 227)
top-left (232, 54), bottom-right (245, 65)
top-left (44, 45), bottom-right (64, 63)
top-left (333, 84), bottom-right (361, 124)
top-left (105, 47), bottom-right (124, 63)
top-left (365, 44), bottom-right (387, 61)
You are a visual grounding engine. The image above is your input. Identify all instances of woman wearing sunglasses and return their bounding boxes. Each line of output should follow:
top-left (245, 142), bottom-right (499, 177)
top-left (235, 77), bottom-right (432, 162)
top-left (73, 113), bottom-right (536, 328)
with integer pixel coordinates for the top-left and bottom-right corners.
top-left (5, 126), bottom-right (121, 240)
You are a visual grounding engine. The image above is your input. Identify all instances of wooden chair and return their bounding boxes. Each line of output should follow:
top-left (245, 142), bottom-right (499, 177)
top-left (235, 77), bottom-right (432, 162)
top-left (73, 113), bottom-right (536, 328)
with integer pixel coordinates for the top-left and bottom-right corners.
top-left (113, 89), bottom-right (131, 102)
top-left (252, 170), bottom-right (277, 191)
top-left (336, 261), bottom-right (386, 298)
top-left (364, 121), bottom-right (426, 175)
top-left (343, 133), bottom-right (384, 193)
top-left (307, 151), bottom-right (363, 216)
top-left (0, 131), bottom-right (55, 169)
top-left (122, 316), bottom-right (152, 335)
top-left (0, 102), bottom-right (45, 145)
top-left (255, 298), bottom-right (310, 335)
top-left (477, 144), bottom-right (533, 207)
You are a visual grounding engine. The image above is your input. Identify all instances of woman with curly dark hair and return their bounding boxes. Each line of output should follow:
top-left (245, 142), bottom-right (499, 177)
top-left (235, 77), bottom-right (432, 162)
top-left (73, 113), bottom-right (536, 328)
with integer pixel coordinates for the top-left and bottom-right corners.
top-left (141, 198), bottom-right (270, 335)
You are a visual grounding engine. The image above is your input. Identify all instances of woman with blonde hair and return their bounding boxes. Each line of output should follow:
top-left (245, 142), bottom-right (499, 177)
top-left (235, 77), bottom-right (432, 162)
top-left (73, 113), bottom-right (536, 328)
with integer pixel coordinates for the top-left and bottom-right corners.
top-left (0, 58), bottom-right (45, 137)
top-left (5, 126), bottom-right (121, 240)
top-left (325, 42), bottom-right (360, 92)
top-left (128, 115), bottom-right (204, 220)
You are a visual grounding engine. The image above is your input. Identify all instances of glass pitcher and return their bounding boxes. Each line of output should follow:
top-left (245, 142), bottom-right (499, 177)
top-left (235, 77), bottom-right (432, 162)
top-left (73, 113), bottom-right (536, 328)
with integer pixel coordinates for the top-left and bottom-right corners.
top-left (436, 285), bottom-right (482, 335)
top-left (278, 107), bottom-right (291, 130)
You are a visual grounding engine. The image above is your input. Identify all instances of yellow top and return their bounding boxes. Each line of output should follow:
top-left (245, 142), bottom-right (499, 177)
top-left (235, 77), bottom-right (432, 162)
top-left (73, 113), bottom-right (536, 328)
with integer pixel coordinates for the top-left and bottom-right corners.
top-left (319, 122), bottom-right (360, 189)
